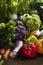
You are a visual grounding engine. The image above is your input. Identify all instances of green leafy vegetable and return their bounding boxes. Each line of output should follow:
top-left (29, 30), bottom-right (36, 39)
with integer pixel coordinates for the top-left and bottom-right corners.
top-left (0, 20), bottom-right (17, 48)
top-left (0, 0), bottom-right (18, 22)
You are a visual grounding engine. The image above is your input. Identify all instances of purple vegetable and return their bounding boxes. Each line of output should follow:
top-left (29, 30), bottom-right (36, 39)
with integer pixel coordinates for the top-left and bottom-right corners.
top-left (17, 25), bottom-right (27, 35)
top-left (16, 25), bottom-right (28, 39)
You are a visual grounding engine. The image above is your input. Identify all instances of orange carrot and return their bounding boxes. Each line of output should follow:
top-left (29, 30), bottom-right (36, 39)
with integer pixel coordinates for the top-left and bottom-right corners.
top-left (3, 48), bottom-right (11, 60)
top-left (0, 48), bottom-right (5, 54)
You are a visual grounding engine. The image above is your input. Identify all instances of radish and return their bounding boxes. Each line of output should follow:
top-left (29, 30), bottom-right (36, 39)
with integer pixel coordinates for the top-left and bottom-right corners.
top-left (10, 40), bottom-right (23, 59)
top-left (13, 40), bottom-right (23, 52)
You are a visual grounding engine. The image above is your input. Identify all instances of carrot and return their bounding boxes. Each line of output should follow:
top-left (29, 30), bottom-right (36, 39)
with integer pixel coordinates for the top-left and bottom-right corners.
top-left (0, 48), bottom-right (5, 54)
top-left (0, 49), bottom-right (1, 53)
top-left (3, 48), bottom-right (11, 60)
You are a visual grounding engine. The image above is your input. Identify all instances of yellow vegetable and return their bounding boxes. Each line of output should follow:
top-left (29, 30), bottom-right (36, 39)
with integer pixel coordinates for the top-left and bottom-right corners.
top-left (36, 38), bottom-right (43, 54)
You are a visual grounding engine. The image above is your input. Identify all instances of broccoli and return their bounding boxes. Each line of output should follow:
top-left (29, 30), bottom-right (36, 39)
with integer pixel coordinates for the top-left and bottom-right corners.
top-left (17, 0), bottom-right (30, 14)
top-left (22, 14), bottom-right (41, 32)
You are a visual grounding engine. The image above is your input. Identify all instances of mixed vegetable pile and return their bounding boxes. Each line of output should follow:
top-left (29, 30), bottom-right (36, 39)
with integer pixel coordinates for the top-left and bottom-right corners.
top-left (0, 0), bottom-right (43, 64)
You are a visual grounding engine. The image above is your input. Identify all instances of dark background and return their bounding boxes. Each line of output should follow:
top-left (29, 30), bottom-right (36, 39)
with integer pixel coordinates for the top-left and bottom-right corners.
top-left (3, 54), bottom-right (43, 65)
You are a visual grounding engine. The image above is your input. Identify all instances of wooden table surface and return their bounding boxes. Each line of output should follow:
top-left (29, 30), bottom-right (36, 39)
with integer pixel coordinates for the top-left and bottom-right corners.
top-left (3, 54), bottom-right (43, 65)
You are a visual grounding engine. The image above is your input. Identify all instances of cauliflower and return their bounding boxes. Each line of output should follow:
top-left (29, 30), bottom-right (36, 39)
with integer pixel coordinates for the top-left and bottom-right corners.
top-left (22, 14), bottom-right (41, 31)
